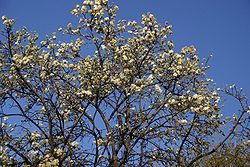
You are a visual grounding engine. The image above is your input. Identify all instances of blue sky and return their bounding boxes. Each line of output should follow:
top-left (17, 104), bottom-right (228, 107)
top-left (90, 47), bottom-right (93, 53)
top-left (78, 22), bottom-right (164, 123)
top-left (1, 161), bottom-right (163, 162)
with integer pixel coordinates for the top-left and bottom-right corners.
top-left (1, 0), bottom-right (250, 113)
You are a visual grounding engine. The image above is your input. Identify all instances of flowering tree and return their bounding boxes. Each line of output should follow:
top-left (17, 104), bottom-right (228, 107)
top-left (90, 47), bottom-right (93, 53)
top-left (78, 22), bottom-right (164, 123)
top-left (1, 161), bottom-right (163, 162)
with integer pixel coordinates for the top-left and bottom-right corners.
top-left (0, 0), bottom-right (249, 166)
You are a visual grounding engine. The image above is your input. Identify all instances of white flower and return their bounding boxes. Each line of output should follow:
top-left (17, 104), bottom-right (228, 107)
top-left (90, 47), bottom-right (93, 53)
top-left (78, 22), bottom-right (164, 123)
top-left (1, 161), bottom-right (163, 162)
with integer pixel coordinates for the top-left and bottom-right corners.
top-left (1, 16), bottom-right (7, 21)
top-left (1, 123), bottom-right (5, 128)
top-left (104, 17), bottom-right (109, 21)
top-left (101, 44), bottom-right (106, 50)
top-left (203, 106), bottom-right (210, 111)
top-left (155, 84), bottom-right (162, 94)
top-left (84, 90), bottom-right (92, 96)
top-left (71, 141), bottom-right (79, 147)
top-left (147, 74), bottom-right (154, 82)
top-left (173, 73), bottom-right (178, 77)
top-left (169, 98), bottom-right (175, 104)
top-left (3, 116), bottom-right (8, 122)
top-left (193, 94), bottom-right (198, 99)
top-left (178, 119), bottom-right (188, 124)
top-left (81, 6), bottom-right (87, 12)
top-left (31, 150), bottom-right (38, 155)
top-left (127, 30), bottom-right (133, 34)
top-left (31, 141), bottom-right (39, 147)
top-left (97, 138), bottom-right (103, 146)
top-left (2, 18), bottom-right (14, 26)
top-left (112, 78), bottom-right (121, 85)
top-left (31, 131), bottom-right (41, 140)
top-left (51, 159), bottom-right (59, 166)
top-left (40, 41), bottom-right (47, 46)
top-left (247, 106), bottom-right (250, 114)
top-left (229, 84), bottom-right (235, 89)
top-left (131, 84), bottom-right (141, 92)
top-left (56, 148), bottom-right (63, 155)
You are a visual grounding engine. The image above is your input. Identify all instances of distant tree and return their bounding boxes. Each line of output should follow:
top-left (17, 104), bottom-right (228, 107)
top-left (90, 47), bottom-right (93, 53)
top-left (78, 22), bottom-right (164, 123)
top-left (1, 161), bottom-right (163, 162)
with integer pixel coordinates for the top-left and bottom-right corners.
top-left (195, 141), bottom-right (250, 167)
top-left (0, 0), bottom-right (249, 166)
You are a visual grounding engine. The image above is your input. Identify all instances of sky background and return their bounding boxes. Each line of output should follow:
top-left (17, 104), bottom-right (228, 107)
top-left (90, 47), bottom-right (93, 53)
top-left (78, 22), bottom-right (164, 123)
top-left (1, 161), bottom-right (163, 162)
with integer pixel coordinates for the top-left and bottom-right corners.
top-left (1, 0), bottom-right (250, 115)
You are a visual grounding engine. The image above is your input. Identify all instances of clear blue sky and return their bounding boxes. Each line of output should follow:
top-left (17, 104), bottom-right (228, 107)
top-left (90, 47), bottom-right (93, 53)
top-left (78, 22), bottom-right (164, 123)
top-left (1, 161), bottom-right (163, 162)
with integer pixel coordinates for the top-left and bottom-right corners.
top-left (1, 0), bottom-right (250, 108)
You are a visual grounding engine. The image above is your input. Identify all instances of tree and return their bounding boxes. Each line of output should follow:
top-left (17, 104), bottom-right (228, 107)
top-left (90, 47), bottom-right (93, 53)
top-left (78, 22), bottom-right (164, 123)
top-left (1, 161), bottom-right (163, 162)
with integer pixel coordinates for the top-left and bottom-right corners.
top-left (0, 0), bottom-right (249, 166)
top-left (195, 141), bottom-right (250, 167)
